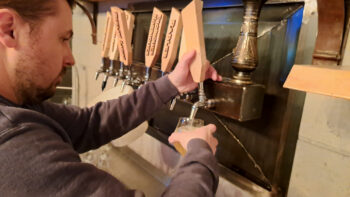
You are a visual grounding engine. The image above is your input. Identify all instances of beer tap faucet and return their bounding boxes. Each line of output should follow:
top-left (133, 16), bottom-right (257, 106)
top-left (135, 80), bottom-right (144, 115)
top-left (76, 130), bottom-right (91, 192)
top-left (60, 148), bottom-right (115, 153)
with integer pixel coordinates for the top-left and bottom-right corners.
top-left (144, 7), bottom-right (167, 84)
top-left (102, 21), bottom-right (120, 90)
top-left (96, 11), bottom-right (114, 90)
top-left (95, 59), bottom-right (108, 81)
top-left (189, 83), bottom-right (225, 119)
top-left (112, 10), bottom-right (135, 88)
top-left (181, 0), bottom-right (219, 119)
top-left (170, 2), bottom-right (203, 111)
top-left (121, 11), bottom-right (137, 91)
top-left (116, 62), bottom-right (124, 86)
top-left (111, 7), bottom-right (134, 92)
top-left (110, 21), bottom-right (123, 87)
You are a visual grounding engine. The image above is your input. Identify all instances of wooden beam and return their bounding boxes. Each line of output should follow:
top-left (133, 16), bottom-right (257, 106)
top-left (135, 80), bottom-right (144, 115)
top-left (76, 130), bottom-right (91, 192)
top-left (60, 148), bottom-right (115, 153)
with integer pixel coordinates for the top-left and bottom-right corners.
top-left (284, 65), bottom-right (350, 100)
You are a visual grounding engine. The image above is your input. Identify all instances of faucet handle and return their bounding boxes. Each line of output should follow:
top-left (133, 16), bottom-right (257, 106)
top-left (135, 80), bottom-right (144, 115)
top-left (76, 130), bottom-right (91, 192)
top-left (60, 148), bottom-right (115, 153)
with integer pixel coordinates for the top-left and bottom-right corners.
top-left (161, 8), bottom-right (182, 74)
top-left (144, 7), bottom-right (167, 83)
top-left (101, 12), bottom-right (114, 59)
top-left (124, 11), bottom-right (135, 46)
top-left (181, 0), bottom-right (208, 83)
top-left (111, 7), bottom-right (133, 66)
top-left (145, 7), bottom-right (167, 69)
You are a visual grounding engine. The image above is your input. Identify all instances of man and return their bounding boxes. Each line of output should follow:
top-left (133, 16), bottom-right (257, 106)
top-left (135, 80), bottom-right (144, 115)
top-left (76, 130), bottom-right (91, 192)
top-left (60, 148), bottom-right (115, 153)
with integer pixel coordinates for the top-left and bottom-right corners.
top-left (0, 0), bottom-right (221, 196)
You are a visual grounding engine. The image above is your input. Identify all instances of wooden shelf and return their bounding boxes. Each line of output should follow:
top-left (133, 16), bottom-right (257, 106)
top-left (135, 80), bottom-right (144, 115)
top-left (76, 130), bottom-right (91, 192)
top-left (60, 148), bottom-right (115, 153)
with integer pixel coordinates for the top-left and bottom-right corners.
top-left (284, 64), bottom-right (350, 100)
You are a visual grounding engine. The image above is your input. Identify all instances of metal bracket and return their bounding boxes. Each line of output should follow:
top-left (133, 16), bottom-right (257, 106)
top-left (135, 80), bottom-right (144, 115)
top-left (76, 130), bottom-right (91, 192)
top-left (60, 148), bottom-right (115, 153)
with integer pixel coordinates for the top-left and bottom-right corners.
top-left (76, 1), bottom-right (98, 45)
top-left (312, 0), bottom-right (345, 65)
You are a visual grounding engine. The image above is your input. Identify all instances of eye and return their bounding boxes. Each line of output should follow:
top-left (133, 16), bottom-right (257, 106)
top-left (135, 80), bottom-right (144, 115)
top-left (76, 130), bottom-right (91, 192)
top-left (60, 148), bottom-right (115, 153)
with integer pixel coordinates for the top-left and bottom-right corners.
top-left (61, 36), bottom-right (72, 43)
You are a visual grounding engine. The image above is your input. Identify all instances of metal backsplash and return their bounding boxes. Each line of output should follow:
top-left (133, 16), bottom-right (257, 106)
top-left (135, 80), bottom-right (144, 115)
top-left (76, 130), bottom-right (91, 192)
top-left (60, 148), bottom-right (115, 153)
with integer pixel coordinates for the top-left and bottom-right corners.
top-left (128, 0), bottom-right (306, 195)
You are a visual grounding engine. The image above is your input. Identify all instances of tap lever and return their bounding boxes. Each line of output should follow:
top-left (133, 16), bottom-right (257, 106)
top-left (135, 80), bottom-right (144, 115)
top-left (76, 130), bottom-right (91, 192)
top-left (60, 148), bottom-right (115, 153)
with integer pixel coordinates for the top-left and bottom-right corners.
top-left (144, 8), bottom-right (167, 84)
top-left (111, 7), bottom-right (133, 66)
top-left (97, 11), bottom-right (113, 82)
top-left (182, 0), bottom-right (207, 83)
top-left (161, 8), bottom-right (182, 74)
top-left (101, 12), bottom-right (114, 59)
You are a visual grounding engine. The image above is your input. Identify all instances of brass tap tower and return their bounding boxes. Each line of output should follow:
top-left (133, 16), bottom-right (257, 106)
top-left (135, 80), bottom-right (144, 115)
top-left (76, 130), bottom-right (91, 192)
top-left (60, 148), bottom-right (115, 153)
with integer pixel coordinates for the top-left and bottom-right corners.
top-left (232, 0), bottom-right (267, 85)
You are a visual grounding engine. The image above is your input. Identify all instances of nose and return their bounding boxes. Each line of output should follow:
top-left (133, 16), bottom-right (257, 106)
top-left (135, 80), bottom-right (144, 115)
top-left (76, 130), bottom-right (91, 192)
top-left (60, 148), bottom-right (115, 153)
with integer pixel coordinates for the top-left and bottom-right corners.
top-left (64, 47), bottom-right (75, 67)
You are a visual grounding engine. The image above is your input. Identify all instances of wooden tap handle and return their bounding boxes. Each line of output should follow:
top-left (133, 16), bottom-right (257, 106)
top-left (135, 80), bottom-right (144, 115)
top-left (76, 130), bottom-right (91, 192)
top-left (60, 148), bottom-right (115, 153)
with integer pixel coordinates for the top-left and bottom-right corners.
top-left (145, 7), bottom-right (167, 68)
top-left (178, 1), bottom-right (203, 60)
top-left (178, 29), bottom-right (187, 60)
top-left (161, 8), bottom-right (182, 73)
top-left (111, 7), bottom-right (133, 66)
top-left (181, 0), bottom-right (207, 83)
top-left (125, 11), bottom-right (135, 46)
top-left (109, 10), bottom-right (135, 61)
top-left (101, 12), bottom-right (114, 58)
top-left (109, 24), bottom-right (119, 61)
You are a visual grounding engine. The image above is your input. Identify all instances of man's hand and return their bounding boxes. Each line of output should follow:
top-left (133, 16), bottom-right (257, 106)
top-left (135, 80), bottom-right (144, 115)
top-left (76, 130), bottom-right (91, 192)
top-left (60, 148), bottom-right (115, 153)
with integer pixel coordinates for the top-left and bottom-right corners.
top-left (168, 50), bottom-right (222, 93)
top-left (168, 124), bottom-right (218, 154)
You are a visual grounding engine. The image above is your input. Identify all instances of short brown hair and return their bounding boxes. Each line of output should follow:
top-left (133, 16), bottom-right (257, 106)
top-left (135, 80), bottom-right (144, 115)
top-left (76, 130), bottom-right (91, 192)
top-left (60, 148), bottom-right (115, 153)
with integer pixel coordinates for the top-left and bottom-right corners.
top-left (0, 0), bottom-right (75, 24)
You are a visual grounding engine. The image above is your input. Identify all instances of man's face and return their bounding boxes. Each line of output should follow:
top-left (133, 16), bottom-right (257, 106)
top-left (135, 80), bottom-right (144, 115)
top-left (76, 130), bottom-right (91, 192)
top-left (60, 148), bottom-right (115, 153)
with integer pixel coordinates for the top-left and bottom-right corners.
top-left (11, 0), bottom-right (75, 105)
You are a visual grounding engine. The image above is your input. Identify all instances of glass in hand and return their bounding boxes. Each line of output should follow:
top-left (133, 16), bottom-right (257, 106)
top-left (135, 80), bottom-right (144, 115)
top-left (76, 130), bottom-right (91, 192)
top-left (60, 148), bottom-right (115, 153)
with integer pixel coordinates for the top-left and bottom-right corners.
top-left (173, 117), bottom-right (204, 156)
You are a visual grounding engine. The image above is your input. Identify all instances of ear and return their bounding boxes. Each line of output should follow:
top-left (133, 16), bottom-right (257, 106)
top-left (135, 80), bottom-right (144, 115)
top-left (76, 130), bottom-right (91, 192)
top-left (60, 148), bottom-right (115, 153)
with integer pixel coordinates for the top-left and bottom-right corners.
top-left (0, 9), bottom-right (16, 48)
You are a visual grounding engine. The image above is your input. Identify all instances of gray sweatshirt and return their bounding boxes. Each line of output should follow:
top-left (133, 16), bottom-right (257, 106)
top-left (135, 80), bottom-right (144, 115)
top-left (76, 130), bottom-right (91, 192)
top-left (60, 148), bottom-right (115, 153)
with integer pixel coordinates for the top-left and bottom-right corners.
top-left (0, 76), bottom-right (218, 197)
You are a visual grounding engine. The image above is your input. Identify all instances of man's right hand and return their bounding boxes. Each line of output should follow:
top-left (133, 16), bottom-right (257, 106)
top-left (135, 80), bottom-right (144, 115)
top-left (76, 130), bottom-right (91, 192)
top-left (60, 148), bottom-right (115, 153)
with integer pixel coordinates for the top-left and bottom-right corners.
top-left (168, 124), bottom-right (218, 155)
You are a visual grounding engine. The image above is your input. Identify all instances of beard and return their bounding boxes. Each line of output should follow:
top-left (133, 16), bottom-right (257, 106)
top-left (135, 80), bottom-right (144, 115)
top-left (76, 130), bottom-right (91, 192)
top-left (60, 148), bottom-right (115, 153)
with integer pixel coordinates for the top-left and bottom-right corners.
top-left (12, 53), bottom-right (66, 105)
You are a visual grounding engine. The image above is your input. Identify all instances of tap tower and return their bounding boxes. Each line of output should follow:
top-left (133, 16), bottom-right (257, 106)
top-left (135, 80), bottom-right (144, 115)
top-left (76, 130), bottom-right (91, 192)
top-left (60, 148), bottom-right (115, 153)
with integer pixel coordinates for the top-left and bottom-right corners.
top-left (232, 0), bottom-right (268, 85)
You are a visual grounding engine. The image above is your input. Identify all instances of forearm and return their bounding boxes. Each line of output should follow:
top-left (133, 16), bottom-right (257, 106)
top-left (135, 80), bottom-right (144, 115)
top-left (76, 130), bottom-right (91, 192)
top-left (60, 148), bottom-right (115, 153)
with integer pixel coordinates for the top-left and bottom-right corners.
top-left (35, 76), bottom-right (179, 153)
top-left (0, 123), bottom-right (143, 197)
top-left (162, 139), bottom-right (219, 197)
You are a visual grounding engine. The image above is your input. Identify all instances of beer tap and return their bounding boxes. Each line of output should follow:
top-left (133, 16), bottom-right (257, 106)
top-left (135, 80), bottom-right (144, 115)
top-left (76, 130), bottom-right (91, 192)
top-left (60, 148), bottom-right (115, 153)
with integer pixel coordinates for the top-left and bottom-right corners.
top-left (111, 7), bottom-right (134, 92)
top-left (96, 11), bottom-right (114, 91)
top-left (161, 8), bottom-right (182, 77)
top-left (107, 23), bottom-right (121, 88)
top-left (121, 11), bottom-right (138, 91)
top-left (144, 7), bottom-right (167, 84)
top-left (182, 0), bottom-right (220, 119)
top-left (170, 0), bottom-right (204, 111)
top-left (110, 10), bottom-right (135, 87)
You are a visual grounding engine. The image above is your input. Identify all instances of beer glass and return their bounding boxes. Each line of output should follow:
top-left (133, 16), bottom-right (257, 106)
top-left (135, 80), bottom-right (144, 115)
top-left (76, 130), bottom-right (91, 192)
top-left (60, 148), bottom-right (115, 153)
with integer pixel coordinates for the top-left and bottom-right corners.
top-left (173, 117), bottom-right (204, 155)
